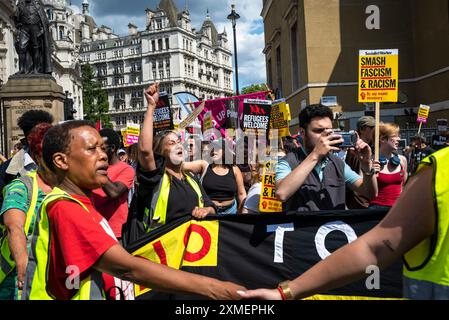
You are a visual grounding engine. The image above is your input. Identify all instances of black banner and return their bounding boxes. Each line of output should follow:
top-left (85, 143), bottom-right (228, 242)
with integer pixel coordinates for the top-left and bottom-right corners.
top-left (126, 209), bottom-right (402, 300)
top-left (153, 93), bottom-right (174, 133)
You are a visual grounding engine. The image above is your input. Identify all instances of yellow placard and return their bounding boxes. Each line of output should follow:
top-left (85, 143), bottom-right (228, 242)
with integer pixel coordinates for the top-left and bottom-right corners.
top-left (132, 220), bottom-right (219, 297)
top-left (358, 49), bottom-right (399, 103)
top-left (270, 101), bottom-right (291, 138)
top-left (203, 111), bottom-right (213, 131)
top-left (259, 160), bottom-right (283, 213)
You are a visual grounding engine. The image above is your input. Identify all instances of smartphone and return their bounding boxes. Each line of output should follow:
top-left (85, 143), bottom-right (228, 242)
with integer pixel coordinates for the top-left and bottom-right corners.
top-left (335, 132), bottom-right (358, 148)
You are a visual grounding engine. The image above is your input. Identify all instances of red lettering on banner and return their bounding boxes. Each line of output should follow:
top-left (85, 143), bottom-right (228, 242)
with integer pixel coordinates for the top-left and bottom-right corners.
top-left (137, 241), bottom-right (168, 292)
top-left (183, 224), bottom-right (211, 262)
top-left (250, 104), bottom-right (266, 115)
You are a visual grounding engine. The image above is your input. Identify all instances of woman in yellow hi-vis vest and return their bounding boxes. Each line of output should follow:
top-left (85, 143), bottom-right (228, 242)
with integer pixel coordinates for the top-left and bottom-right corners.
top-left (239, 147), bottom-right (449, 300)
top-left (136, 83), bottom-right (216, 232)
top-left (21, 100), bottom-right (244, 300)
top-left (0, 123), bottom-right (54, 300)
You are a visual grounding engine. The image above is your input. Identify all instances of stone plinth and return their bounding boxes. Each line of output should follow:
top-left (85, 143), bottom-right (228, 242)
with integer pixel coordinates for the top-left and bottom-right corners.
top-left (0, 74), bottom-right (65, 153)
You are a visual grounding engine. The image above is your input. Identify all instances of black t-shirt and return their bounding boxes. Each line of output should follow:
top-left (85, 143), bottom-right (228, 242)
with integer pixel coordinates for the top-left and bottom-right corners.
top-left (136, 154), bottom-right (215, 225)
top-left (410, 146), bottom-right (435, 173)
top-left (431, 134), bottom-right (449, 151)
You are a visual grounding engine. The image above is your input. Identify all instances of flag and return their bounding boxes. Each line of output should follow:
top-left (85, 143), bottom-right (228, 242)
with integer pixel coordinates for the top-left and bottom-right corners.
top-left (125, 209), bottom-right (402, 300)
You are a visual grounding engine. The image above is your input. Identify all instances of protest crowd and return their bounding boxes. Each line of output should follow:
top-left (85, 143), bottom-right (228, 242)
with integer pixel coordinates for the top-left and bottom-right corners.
top-left (0, 82), bottom-right (448, 301)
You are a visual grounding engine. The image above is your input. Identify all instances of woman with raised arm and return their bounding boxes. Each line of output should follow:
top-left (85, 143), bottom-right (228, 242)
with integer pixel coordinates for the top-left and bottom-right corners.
top-left (136, 83), bottom-right (217, 230)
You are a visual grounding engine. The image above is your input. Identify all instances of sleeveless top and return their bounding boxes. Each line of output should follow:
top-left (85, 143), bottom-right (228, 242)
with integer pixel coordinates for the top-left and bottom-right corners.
top-left (202, 165), bottom-right (238, 202)
top-left (370, 166), bottom-right (405, 207)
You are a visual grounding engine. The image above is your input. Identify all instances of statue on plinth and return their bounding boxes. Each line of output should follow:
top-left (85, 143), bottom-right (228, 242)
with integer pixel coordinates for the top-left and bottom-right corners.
top-left (14, 0), bottom-right (53, 75)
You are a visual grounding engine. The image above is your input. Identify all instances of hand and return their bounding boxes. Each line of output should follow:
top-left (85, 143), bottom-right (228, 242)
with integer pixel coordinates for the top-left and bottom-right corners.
top-left (144, 83), bottom-right (160, 109)
top-left (311, 129), bottom-right (343, 160)
top-left (237, 288), bottom-right (282, 300)
top-left (355, 135), bottom-right (373, 171)
top-left (16, 257), bottom-right (28, 290)
top-left (209, 280), bottom-right (247, 300)
top-left (192, 207), bottom-right (213, 219)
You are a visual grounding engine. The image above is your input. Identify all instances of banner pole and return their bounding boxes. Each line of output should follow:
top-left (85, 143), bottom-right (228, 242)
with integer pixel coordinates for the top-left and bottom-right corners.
top-left (417, 122), bottom-right (423, 135)
top-left (375, 102), bottom-right (380, 162)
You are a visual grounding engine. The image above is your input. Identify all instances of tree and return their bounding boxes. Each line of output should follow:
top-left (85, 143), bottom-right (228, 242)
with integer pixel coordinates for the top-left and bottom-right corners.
top-left (241, 83), bottom-right (268, 95)
top-left (82, 64), bottom-right (111, 128)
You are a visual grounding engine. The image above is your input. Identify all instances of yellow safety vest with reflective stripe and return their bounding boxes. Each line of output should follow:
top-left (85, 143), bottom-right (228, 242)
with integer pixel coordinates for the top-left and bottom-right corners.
top-left (143, 172), bottom-right (204, 232)
top-left (403, 147), bottom-right (449, 299)
top-left (0, 171), bottom-right (39, 286)
top-left (21, 187), bottom-right (105, 300)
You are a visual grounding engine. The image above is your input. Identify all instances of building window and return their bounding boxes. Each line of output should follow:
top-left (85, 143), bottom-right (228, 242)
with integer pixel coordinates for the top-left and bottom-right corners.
top-left (291, 22), bottom-right (300, 90)
top-left (158, 39), bottom-right (163, 51)
top-left (152, 40), bottom-right (156, 51)
top-left (276, 46), bottom-right (283, 97)
top-left (165, 38), bottom-right (170, 50)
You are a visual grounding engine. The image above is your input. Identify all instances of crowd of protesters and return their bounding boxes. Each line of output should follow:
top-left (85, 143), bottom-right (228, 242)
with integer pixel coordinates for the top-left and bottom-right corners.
top-left (0, 82), bottom-right (448, 300)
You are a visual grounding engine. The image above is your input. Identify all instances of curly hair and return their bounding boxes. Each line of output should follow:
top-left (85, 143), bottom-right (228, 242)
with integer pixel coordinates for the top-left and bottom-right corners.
top-left (17, 110), bottom-right (54, 138)
top-left (27, 123), bottom-right (53, 161)
top-left (43, 120), bottom-right (95, 172)
top-left (99, 128), bottom-right (121, 151)
top-left (299, 104), bottom-right (334, 130)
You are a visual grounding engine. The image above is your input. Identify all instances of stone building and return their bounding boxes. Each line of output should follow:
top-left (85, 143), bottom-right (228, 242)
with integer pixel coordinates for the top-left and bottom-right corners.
top-left (262, 0), bottom-right (449, 130)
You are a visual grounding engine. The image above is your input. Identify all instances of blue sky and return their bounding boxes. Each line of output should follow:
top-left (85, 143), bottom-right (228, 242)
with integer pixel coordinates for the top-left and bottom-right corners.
top-left (70, 0), bottom-right (267, 89)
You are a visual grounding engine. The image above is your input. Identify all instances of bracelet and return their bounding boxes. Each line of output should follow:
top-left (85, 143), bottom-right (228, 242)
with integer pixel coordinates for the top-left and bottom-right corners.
top-left (277, 286), bottom-right (287, 300)
top-left (278, 281), bottom-right (294, 300)
top-left (362, 168), bottom-right (375, 176)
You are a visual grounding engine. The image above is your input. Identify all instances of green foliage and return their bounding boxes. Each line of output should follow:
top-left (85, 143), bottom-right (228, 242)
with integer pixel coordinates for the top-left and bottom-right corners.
top-left (241, 83), bottom-right (268, 95)
top-left (82, 64), bottom-right (111, 127)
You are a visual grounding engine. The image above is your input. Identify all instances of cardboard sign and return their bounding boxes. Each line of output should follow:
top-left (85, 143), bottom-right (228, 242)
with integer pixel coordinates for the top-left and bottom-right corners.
top-left (153, 94), bottom-right (174, 133)
top-left (270, 100), bottom-right (291, 138)
top-left (242, 99), bottom-right (272, 131)
top-left (259, 160), bottom-right (283, 213)
top-left (358, 49), bottom-right (399, 103)
top-left (203, 111), bottom-right (213, 131)
top-left (416, 104), bottom-right (430, 124)
top-left (125, 123), bottom-right (140, 146)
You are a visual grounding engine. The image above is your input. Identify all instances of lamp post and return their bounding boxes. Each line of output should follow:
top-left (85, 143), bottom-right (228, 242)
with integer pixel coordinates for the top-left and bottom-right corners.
top-left (227, 4), bottom-right (240, 95)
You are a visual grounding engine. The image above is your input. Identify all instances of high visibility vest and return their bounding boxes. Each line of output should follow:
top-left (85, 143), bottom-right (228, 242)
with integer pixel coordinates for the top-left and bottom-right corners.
top-left (143, 172), bottom-right (204, 232)
top-left (403, 147), bottom-right (449, 299)
top-left (21, 187), bottom-right (105, 300)
top-left (0, 171), bottom-right (39, 287)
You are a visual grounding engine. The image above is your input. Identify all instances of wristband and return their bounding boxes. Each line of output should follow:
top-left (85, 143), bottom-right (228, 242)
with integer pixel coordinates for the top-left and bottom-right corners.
top-left (277, 281), bottom-right (294, 300)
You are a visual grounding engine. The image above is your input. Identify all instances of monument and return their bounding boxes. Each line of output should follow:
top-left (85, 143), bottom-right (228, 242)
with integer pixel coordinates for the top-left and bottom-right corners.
top-left (0, 0), bottom-right (64, 154)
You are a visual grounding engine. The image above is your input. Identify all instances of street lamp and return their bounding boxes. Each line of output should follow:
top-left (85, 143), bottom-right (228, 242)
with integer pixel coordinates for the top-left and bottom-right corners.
top-left (227, 4), bottom-right (240, 95)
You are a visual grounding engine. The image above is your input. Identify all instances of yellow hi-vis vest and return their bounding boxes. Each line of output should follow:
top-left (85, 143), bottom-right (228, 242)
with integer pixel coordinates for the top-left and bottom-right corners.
top-left (143, 172), bottom-right (204, 232)
top-left (21, 187), bottom-right (105, 300)
top-left (403, 147), bottom-right (449, 299)
top-left (0, 171), bottom-right (39, 286)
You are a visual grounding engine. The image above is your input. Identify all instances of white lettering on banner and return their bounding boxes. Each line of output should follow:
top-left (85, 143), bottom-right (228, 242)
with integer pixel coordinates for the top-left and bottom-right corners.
top-left (154, 107), bottom-right (171, 122)
top-left (267, 223), bottom-right (294, 263)
top-left (65, 265), bottom-right (80, 290)
top-left (365, 5), bottom-right (380, 30)
top-left (314, 221), bottom-right (358, 260)
top-left (113, 277), bottom-right (135, 300)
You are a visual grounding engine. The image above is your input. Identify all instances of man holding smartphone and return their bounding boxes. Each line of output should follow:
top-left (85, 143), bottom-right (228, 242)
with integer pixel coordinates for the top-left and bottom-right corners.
top-left (275, 104), bottom-right (378, 212)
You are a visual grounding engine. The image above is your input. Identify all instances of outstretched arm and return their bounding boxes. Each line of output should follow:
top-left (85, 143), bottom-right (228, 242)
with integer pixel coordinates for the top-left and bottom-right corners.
top-left (240, 166), bottom-right (435, 300)
top-left (94, 243), bottom-right (244, 300)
